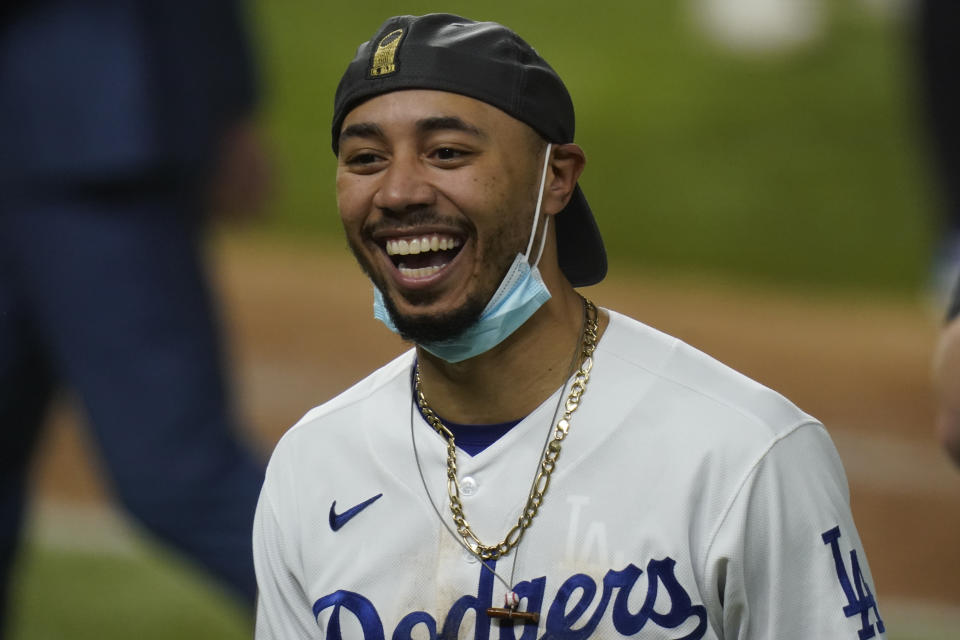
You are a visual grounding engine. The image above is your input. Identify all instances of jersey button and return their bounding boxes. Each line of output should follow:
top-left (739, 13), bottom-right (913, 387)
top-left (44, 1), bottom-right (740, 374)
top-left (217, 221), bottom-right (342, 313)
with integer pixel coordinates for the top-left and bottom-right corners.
top-left (462, 549), bottom-right (478, 564)
top-left (460, 476), bottom-right (478, 497)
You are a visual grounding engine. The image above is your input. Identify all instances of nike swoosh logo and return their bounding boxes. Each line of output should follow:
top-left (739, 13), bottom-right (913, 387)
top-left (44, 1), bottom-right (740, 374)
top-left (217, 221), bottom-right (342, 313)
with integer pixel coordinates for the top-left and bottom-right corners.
top-left (329, 493), bottom-right (383, 531)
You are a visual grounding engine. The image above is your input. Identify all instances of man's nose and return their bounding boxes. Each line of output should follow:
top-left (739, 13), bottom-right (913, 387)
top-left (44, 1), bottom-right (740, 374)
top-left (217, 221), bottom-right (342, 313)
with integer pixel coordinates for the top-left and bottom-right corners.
top-left (372, 154), bottom-right (436, 213)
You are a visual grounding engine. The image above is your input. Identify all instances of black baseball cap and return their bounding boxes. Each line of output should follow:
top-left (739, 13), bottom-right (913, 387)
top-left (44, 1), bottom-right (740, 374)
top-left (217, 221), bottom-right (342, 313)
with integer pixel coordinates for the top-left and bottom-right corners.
top-left (332, 13), bottom-right (607, 287)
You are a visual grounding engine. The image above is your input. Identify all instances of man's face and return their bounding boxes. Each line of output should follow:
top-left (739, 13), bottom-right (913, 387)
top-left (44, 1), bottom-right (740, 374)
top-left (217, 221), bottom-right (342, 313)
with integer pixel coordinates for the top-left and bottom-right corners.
top-left (336, 89), bottom-right (546, 343)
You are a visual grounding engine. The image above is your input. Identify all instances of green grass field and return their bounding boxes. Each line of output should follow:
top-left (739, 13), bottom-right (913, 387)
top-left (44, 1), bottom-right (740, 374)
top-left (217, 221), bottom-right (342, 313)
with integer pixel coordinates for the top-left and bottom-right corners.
top-left (8, 543), bottom-right (250, 640)
top-left (253, 0), bottom-right (936, 295)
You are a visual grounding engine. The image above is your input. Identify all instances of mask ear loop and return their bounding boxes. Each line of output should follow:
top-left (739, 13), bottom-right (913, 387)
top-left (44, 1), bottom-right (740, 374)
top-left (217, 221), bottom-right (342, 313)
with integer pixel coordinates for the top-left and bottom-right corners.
top-left (532, 218), bottom-right (550, 268)
top-left (525, 143), bottom-right (553, 266)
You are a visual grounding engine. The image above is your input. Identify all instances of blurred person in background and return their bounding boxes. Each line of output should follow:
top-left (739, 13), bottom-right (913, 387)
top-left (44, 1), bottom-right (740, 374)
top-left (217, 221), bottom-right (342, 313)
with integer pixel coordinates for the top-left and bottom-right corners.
top-left (0, 0), bottom-right (270, 635)
top-left (914, 0), bottom-right (960, 305)
top-left (934, 283), bottom-right (960, 467)
top-left (917, 1), bottom-right (960, 467)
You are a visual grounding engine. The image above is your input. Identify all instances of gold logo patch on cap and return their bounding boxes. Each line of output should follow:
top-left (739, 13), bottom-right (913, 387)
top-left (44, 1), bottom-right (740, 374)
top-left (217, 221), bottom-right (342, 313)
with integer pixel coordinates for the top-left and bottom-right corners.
top-left (370, 29), bottom-right (403, 77)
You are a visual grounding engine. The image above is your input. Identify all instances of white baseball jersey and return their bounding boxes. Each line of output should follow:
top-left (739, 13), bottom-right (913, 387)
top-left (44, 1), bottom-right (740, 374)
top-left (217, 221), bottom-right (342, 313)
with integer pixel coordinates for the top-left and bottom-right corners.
top-left (254, 309), bottom-right (886, 639)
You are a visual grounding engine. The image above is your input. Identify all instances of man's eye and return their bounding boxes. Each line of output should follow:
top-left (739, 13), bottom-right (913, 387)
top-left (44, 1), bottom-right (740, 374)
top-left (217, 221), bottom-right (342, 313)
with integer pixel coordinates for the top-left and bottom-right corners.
top-left (433, 147), bottom-right (466, 161)
top-left (349, 153), bottom-right (381, 165)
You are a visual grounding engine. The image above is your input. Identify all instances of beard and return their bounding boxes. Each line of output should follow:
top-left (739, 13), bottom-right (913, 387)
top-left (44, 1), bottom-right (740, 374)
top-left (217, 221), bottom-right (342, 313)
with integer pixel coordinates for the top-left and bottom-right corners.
top-left (379, 286), bottom-right (488, 343)
top-left (345, 208), bottom-right (530, 345)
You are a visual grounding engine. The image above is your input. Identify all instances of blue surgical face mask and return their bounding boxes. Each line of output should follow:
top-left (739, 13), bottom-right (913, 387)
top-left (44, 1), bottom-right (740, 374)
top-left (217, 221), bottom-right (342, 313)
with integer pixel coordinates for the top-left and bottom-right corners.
top-left (373, 144), bottom-right (555, 363)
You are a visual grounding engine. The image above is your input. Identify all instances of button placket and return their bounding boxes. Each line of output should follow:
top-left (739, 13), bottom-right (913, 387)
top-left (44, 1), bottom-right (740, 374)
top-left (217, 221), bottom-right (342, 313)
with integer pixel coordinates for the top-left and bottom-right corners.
top-left (460, 475), bottom-right (478, 497)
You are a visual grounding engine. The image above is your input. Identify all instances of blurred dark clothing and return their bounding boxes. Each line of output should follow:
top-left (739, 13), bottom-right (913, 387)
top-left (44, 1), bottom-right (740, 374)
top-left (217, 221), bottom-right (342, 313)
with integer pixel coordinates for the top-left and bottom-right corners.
top-left (0, 2), bottom-right (266, 636)
top-left (916, 0), bottom-right (960, 235)
top-left (0, 0), bottom-right (257, 186)
top-left (0, 183), bottom-right (265, 604)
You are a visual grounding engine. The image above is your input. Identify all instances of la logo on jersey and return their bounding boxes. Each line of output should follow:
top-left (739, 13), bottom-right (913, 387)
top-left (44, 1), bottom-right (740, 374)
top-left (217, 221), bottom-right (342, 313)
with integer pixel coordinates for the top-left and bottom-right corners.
top-left (822, 526), bottom-right (885, 639)
top-left (313, 556), bottom-right (707, 639)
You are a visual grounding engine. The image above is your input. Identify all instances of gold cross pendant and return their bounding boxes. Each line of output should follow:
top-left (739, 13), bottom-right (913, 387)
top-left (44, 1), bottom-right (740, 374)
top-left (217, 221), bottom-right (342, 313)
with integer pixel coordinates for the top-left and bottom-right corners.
top-left (486, 608), bottom-right (540, 623)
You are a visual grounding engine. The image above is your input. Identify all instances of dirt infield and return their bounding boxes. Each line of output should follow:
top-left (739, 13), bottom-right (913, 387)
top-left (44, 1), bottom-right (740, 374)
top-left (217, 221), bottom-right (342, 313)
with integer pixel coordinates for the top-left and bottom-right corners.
top-left (29, 233), bottom-right (960, 610)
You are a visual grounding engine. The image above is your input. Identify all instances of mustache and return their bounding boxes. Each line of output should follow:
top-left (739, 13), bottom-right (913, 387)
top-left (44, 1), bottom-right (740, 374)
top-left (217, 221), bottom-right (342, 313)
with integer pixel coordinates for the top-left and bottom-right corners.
top-left (362, 210), bottom-right (471, 237)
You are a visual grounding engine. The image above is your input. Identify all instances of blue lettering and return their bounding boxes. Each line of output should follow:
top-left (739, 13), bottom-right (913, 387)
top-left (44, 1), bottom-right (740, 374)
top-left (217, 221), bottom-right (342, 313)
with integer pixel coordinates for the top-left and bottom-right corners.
top-left (606, 563), bottom-right (646, 633)
top-left (822, 526), bottom-right (885, 640)
top-left (440, 562), bottom-right (494, 640)
top-left (497, 577), bottom-right (546, 640)
top-left (546, 573), bottom-right (613, 639)
top-left (603, 560), bottom-right (706, 639)
top-left (314, 557), bottom-right (707, 639)
top-left (313, 590), bottom-right (385, 640)
top-left (393, 611), bottom-right (437, 640)
top-left (639, 558), bottom-right (707, 639)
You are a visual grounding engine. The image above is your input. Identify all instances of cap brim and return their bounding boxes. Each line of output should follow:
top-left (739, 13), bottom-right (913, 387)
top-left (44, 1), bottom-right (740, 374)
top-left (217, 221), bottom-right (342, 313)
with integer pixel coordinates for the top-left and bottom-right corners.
top-left (555, 184), bottom-right (606, 287)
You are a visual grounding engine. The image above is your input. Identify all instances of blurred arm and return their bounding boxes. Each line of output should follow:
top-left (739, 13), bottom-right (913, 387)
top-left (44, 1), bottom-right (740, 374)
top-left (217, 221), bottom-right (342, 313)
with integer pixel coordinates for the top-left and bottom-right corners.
top-left (207, 116), bottom-right (273, 223)
top-left (200, 0), bottom-right (274, 221)
top-left (933, 308), bottom-right (960, 467)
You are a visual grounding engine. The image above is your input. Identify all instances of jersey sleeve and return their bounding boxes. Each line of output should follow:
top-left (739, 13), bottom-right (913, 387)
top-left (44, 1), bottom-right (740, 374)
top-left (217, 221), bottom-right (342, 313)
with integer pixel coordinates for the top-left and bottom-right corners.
top-left (253, 451), bottom-right (319, 639)
top-left (705, 422), bottom-right (887, 639)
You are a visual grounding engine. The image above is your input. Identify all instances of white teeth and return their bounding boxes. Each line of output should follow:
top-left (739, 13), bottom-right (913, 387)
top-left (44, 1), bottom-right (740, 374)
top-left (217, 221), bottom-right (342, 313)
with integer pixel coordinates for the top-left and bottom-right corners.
top-left (386, 234), bottom-right (461, 256)
top-left (398, 265), bottom-right (443, 279)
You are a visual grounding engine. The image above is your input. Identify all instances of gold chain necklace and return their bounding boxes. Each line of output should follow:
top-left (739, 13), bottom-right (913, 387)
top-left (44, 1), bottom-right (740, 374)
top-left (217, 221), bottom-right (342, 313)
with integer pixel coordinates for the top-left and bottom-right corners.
top-left (413, 298), bottom-right (598, 562)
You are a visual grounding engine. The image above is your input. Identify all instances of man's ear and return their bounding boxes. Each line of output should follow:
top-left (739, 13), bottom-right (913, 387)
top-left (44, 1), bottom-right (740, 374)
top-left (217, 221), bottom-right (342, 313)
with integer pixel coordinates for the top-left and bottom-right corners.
top-left (543, 143), bottom-right (586, 216)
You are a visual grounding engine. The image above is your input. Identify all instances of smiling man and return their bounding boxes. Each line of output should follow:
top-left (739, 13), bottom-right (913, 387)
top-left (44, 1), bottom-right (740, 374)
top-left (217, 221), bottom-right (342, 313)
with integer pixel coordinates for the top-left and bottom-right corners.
top-left (253, 14), bottom-right (886, 639)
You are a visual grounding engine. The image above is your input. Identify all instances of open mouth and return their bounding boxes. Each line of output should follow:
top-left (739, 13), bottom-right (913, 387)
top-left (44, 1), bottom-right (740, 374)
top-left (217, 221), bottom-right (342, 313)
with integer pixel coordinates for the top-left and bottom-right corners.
top-left (385, 233), bottom-right (463, 279)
